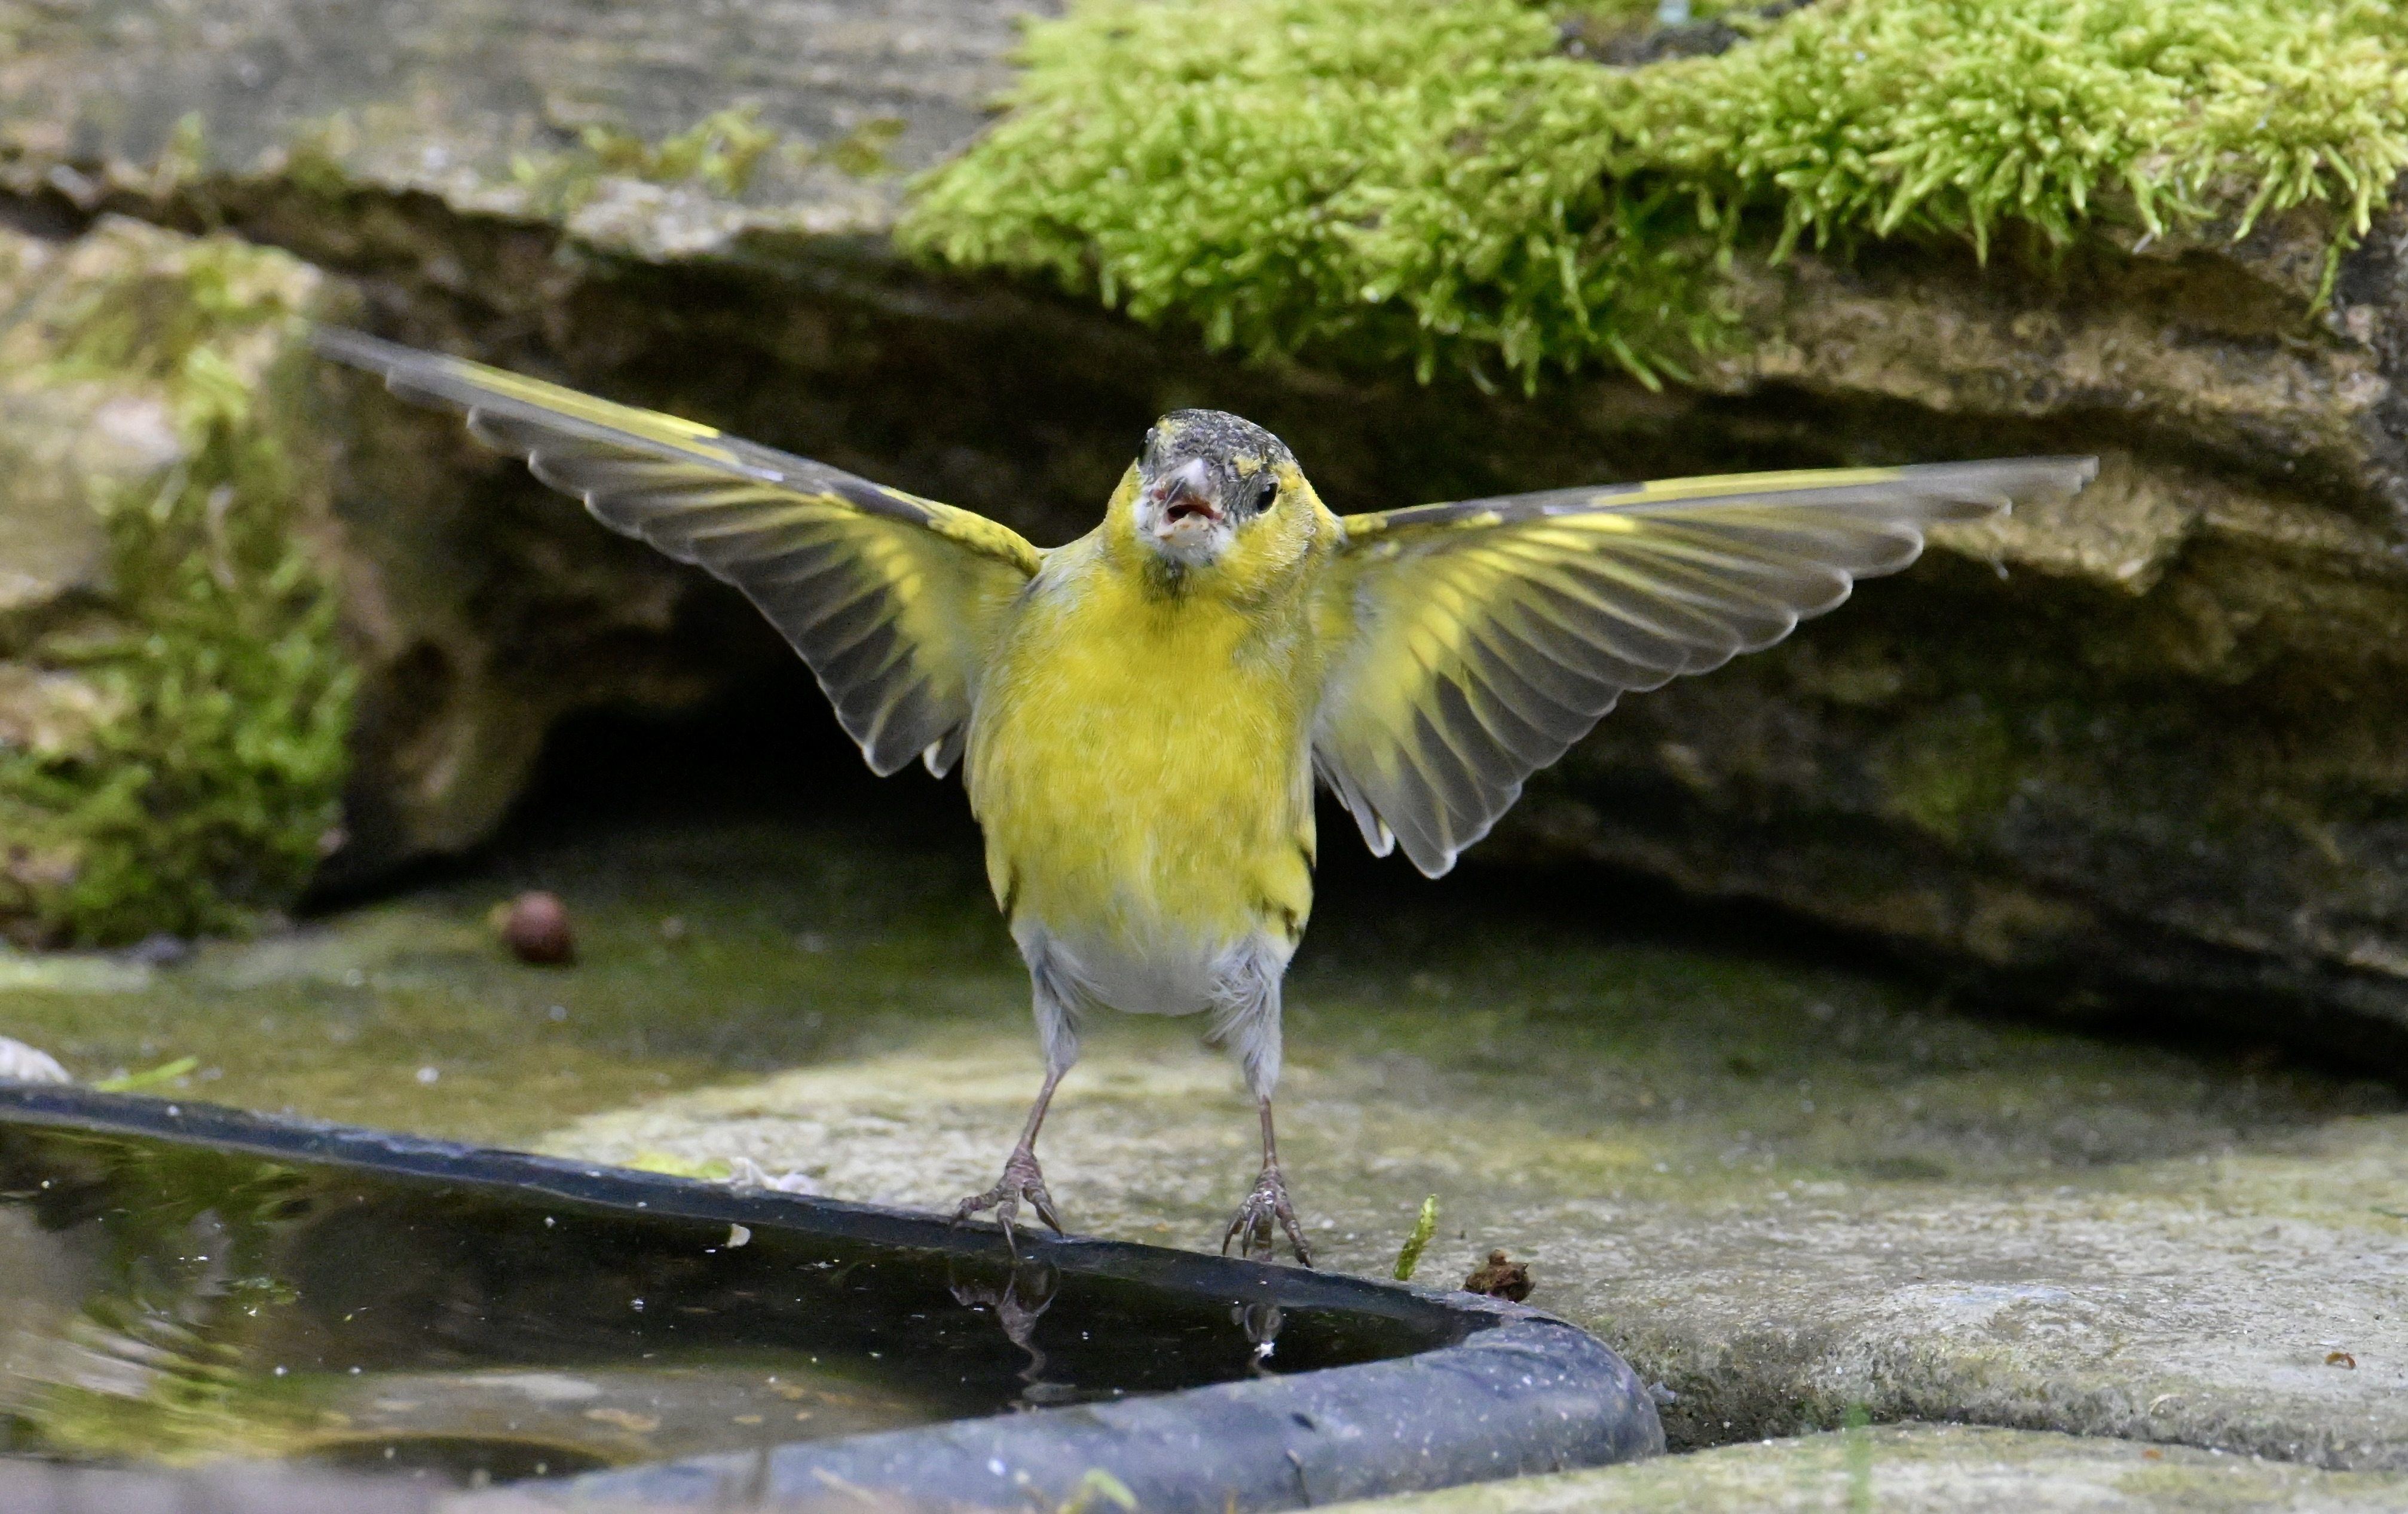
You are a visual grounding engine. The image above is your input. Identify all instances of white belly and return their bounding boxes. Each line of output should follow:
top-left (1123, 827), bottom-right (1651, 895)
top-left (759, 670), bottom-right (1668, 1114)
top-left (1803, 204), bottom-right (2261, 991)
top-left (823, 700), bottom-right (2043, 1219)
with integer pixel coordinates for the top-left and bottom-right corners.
top-left (1010, 918), bottom-right (1296, 1099)
top-left (1019, 920), bottom-right (1292, 1018)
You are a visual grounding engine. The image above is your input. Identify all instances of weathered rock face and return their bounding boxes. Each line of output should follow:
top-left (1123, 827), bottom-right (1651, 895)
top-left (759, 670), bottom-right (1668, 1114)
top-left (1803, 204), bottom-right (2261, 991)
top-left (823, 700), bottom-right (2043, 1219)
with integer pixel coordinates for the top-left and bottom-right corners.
top-left (5, 0), bottom-right (2408, 1064)
top-left (1525, 213), bottom-right (2408, 1061)
top-left (3, 0), bottom-right (1058, 896)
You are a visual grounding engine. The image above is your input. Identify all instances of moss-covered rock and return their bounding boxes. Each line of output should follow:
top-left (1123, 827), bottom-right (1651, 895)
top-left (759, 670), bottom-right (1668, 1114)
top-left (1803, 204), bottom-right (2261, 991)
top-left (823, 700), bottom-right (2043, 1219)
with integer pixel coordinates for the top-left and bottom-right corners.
top-left (0, 216), bottom-right (353, 945)
top-left (901, 0), bottom-right (2408, 388)
top-left (0, 0), bottom-right (1047, 885)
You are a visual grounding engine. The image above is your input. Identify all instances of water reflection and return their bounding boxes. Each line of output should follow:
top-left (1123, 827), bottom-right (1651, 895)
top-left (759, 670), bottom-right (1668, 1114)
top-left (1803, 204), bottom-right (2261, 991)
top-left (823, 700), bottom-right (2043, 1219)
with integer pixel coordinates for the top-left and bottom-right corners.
top-left (0, 1114), bottom-right (1445, 1487)
top-left (948, 1255), bottom-right (1081, 1406)
top-left (1235, 1300), bottom-right (1284, 1373)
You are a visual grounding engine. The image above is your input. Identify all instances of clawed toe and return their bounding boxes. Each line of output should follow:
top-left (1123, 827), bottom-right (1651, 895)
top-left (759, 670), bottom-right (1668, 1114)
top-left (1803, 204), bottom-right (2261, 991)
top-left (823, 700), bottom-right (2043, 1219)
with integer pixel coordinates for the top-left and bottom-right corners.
top-left (1222, 1164), bottom-right (1313, 1267)
top-left (952, 1148), bottom-right (1064, 1248)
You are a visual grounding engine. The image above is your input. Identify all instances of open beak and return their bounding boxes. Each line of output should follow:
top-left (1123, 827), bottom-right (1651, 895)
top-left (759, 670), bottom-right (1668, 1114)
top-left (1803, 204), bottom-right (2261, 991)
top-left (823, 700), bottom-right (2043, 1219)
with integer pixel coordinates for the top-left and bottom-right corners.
top-left (1148, 457), bottom-right (1221, 535)
top-left (1164, 493), bottom-right (1222, 527)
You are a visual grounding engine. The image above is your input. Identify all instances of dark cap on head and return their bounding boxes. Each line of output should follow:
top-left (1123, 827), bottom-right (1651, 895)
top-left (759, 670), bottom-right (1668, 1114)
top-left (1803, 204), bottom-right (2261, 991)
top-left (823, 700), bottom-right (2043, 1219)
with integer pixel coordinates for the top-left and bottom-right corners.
top-left (1140, 410), bottom-right (1296, 526)
top-left (1145, 409), bottom-right (1292, 471)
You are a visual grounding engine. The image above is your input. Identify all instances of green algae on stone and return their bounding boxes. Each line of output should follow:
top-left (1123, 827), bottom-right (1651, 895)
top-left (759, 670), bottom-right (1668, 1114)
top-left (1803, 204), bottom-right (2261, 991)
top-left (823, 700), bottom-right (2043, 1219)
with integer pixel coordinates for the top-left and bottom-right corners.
top-left (0, 217), bottom-right (355, 946)
top-left (901, 0), bottom-right (2408, 388)
top-left (503, 102), bottom-right (787, 218)
top-left (0, 809), bottom-right (1026, 1145)
top-left (1873, 694), bottom-right (2018, 848)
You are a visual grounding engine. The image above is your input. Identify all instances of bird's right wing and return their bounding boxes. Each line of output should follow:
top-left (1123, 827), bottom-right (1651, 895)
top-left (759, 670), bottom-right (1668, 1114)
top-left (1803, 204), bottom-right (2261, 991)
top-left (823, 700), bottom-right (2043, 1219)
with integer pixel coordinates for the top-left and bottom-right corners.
top-left (1312, 458), bottom-right (2098, 876)
top-left (317, 329), bottom-right (1040, 777)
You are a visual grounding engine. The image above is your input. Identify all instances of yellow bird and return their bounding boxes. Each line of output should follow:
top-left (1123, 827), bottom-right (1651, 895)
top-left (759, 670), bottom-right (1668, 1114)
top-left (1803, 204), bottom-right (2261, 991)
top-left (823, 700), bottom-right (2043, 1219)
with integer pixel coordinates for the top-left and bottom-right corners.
top-left (318, 329), bottom-right (2095, 1265)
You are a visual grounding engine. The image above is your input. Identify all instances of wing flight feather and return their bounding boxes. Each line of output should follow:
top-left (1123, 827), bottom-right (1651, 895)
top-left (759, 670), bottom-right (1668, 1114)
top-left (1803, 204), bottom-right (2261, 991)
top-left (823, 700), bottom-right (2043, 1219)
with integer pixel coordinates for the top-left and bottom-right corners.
top-left (316, 328), bottom-right (1039, 778)
top-left (1313, 458), bottom-right (2097, 876)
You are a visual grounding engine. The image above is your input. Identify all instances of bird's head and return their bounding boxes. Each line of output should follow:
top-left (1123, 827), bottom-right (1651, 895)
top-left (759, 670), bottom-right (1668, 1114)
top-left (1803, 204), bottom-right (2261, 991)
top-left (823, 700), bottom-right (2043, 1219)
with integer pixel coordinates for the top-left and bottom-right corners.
top-left (1115, 410), bottom-right (1316, 584)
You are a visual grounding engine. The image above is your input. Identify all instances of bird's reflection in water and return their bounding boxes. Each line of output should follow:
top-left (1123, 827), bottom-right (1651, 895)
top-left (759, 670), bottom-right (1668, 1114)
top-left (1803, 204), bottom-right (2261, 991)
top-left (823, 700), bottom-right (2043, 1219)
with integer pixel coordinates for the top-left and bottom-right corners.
top-left (1234, 1301), bottom-right (1283, 1375)
top-left (948, 1256), bottom-right (1077, 1406)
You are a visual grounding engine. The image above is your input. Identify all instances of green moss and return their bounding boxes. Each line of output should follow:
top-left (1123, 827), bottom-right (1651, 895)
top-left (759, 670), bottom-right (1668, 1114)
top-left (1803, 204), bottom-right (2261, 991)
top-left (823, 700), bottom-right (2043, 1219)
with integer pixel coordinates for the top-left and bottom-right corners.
top-left (512, 102), bottom-right (787, 213)
top-left (902, 0), bottom-right (1716, 388)
top-left (0, 226), bottom-right (355, 945)
top-left (900, 0), bottom-right (2408, 390)
top-left (582, 103), bottom-right (784, 197)
top-left (1391, 1193), bottom-right (1440, 1280)
top-left (1633, 0), bottom-right (2408, 263)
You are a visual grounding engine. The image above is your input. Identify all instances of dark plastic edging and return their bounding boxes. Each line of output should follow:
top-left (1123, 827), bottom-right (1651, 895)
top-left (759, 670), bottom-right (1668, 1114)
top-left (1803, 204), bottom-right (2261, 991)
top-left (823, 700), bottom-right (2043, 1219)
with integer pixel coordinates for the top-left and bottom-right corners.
top-left (500, 1314), bottom-right (1654, 1512)
top-left (0, 1083), bottom-right (1664, 1510)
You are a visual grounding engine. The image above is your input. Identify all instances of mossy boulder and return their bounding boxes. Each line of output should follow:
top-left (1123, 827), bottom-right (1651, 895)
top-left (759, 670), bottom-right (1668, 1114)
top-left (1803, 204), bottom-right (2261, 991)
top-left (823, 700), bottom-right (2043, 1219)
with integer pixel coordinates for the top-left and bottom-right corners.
top-left (0, 215), bottom-right (352, 945)
top-left (4, 0), bottom-right (2408, 1061)
top-left (902, 0), bottom-right (2408, 388)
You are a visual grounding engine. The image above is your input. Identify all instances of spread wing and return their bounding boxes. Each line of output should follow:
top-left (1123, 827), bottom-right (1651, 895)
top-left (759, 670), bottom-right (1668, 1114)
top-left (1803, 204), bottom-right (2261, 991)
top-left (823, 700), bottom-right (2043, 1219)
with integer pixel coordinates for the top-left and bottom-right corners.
top-left (316, 328), bottom-right (1040, 778)
top-left (1312, 458), bottom-right (2098, 876)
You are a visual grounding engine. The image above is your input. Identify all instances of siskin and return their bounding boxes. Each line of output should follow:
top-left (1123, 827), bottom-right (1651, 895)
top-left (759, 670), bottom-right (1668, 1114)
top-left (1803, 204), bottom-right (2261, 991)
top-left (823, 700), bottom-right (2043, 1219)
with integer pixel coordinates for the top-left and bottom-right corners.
top-left (319, 329), bottom-right (2094, 1265)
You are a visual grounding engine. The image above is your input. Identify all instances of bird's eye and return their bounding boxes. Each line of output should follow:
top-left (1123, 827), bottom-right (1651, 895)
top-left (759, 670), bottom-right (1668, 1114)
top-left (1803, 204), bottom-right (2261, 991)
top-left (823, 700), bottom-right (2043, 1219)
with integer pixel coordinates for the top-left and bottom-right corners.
top-left (1253, 476), bottom-right (1280, 512)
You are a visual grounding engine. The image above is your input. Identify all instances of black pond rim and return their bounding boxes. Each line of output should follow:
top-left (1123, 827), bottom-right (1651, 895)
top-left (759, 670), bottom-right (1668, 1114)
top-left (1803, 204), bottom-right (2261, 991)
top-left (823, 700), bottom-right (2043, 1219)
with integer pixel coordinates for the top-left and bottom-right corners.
top-left (0, 1081), bottom-right (1663, 1512)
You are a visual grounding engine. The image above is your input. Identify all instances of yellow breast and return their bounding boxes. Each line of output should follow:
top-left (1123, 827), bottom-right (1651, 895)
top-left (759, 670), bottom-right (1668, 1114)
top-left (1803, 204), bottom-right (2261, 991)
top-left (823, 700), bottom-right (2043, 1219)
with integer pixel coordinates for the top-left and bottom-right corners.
top-left (965, 538), bottom-right (1319, 961)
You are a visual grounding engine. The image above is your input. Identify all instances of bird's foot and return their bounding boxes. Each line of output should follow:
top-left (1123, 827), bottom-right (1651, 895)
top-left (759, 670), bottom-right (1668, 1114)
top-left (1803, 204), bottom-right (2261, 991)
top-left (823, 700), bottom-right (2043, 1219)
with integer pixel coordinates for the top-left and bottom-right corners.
top-left (1222, 1163), bottom-right (1313, 1267)
top-left (951, 1147), bottom-right (1063, 1249)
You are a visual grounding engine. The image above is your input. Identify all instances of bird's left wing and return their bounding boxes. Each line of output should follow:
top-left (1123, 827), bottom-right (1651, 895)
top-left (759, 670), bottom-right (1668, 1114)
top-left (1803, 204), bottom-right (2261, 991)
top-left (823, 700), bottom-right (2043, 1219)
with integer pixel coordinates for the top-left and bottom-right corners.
top-left (1311, 458), bottom-right (2097, 876)
top-left (317, 329), bottom-right (1041, 778)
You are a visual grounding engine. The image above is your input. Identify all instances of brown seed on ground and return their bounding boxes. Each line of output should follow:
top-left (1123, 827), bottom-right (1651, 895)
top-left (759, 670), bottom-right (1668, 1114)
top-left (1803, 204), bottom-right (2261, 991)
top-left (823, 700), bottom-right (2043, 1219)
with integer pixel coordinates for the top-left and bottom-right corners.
top-left (1464, 1249), bottom-right (1532, 1301)
top-left (499, 891), bottom-right (574, 965)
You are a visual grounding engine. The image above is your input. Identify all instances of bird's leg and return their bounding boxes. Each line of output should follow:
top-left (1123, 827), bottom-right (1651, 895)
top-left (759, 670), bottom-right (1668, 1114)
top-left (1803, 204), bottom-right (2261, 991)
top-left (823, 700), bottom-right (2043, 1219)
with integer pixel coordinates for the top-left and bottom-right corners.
top-left (1222, 1097), bottom-right (1313, 1267)
top-left (953, 1065), bottom-right (1067, 1248)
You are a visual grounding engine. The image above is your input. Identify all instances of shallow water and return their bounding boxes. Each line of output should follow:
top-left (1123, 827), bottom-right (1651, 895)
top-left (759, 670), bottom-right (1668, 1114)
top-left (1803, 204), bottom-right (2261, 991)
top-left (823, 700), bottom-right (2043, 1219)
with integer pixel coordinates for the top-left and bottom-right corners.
top-left (0, 1113), bottom-right (1442, 1486)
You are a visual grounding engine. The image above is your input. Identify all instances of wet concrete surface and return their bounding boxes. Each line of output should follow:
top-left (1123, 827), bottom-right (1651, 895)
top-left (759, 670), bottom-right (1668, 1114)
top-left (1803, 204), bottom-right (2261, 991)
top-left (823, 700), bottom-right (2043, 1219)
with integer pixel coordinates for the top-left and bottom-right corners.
top-left (1324, 1423), bottom-right (2408, 1513)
